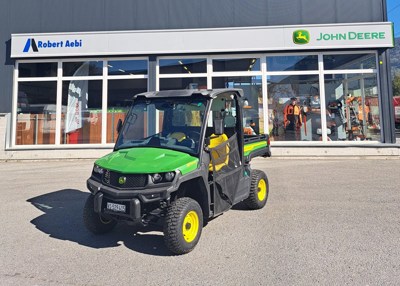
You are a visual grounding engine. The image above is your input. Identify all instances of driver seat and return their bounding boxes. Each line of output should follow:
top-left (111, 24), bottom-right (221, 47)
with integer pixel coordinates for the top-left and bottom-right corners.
top-left (208, 133), bottom-right (229, 172)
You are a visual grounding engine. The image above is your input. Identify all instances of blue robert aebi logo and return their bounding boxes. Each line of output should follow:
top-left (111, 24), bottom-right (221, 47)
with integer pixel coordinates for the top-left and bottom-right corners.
top-left (23, 38), bottom-right (39, 53)
top-left (22, 38), bottom-right (83, 53)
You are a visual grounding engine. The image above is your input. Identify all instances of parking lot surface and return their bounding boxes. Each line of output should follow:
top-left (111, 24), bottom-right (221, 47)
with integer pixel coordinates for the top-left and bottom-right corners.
top-left (0, 158), bottom-right (399, 286)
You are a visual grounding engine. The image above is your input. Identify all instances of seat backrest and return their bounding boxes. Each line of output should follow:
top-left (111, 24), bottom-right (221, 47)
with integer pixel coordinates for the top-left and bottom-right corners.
top-left (208, 133), bottom-right (229, 172)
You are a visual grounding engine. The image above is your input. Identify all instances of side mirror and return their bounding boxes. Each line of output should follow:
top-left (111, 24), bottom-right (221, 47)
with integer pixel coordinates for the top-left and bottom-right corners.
top-left (116, 119), bottom-right (123, 134)
top-left (214, 119), bottom-right (224, 135)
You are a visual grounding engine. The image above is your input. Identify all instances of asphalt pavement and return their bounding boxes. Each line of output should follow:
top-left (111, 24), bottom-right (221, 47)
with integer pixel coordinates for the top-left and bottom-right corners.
top-left (0, 158), bottom-right (399, 286)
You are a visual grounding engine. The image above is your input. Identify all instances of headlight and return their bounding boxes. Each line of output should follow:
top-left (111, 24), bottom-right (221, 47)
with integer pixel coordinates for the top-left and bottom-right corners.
top-left (164, 172), bottom-right (175, 182)
top-left (150, 172), bottom-right (176, 184)
top-left (93, 164), bottom-right (104, 174)
top-left (152, 173), bottom-right (163, 183)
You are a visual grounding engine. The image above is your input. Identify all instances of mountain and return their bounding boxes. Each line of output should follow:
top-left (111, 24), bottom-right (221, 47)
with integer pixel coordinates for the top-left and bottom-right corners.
top-left (390, 37), bottom-right (400, 78)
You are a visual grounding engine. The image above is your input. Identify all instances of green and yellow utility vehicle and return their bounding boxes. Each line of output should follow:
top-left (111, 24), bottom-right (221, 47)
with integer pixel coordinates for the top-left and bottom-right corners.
top-left (84, 89), bottom-right (271, 254)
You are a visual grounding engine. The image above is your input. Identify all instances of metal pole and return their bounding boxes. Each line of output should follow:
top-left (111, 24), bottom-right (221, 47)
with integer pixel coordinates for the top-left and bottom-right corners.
top-left (34, 114), bottom-right (38, 145)
top-left (111, 111), bottom-right (114, 142)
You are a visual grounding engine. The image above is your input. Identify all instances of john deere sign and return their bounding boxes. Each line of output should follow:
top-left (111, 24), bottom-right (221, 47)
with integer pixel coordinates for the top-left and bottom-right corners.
top-left (294, 30), bottom-right (387, 45)
top-left (316, 31), bottom-right (386, 41)
top-left (288, 23), bottom-right (393, 49)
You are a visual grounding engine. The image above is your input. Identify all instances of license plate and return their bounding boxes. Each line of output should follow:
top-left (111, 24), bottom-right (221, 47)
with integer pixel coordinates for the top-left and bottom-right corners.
top-left (106, 202), bottom-right (126, 213)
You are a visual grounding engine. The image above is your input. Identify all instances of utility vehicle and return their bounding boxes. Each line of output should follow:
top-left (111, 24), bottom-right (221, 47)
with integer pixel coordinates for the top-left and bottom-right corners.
top-left (84, 89), bottom-right (271, 254)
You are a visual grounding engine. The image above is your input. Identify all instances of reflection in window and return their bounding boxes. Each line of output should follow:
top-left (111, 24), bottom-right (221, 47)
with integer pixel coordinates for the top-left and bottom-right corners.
top-left (159, 59), bottom-right (207, 74)
top-left (63, 61), bottom-right (103, 76)
top-left (212, 76), bottom-right (263, 134)
top-left (324, 74), bottom-right (380, 141)
top-left (61, 80), bottom-right (102, 144)
top-left (19, 62), bottom-right (57, 77)
top-left (323, 54), bottom-right (377, 70)
top-left (268, 75), bottom-right (320, 141)
top-left (267, 55), bottom-right (318, 72)
top-left (213, 58), bottom-right (260, 72)
top-left (108, 60), bottom-right (148, 75)
top-left (107, 79), bottom-right (148, 143)
top-left (16, 81), bottom-right (57, 145)
top-left (160, 77), bottom-right (207, 90)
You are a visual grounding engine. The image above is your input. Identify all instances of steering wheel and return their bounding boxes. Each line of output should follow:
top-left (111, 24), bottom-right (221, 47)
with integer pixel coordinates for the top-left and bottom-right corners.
top-left (186, 130), bottom-right (201, 142)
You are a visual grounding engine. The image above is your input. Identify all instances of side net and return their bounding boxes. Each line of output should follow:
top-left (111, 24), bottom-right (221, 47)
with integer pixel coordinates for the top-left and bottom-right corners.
top-left (209, 133), bottom-right (242, 211)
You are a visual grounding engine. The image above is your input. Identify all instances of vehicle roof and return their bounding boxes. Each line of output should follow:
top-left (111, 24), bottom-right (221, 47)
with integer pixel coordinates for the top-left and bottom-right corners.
top-left (133, 89), bottom-right (244, 99)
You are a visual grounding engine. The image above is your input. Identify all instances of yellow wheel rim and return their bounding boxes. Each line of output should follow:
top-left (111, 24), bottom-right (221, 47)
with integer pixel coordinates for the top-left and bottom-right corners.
top-left (182, 211), bottom-right (199, 243)
top-left (257, 179), bottom-right (267, 202)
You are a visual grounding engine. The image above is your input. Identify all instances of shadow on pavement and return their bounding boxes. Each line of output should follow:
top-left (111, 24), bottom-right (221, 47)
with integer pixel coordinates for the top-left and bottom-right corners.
top-left (27, 189), bottom-right (171, 256)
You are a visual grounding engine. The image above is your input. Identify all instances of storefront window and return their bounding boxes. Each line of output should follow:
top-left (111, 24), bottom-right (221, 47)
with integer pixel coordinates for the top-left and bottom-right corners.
top-left (394, 89), bottom-right (400, 137)
top-left (19, 62), bottom-right (57, 77)
top-left (159, 59), bottom-right (207, 74)
top-left (63, 61), bottom-right (103, 76)
top-left (267, 55), bottom-right (318, 72)
top-left (108, 60), bottom-right (148, 75)
top-left (323, 54), bottom-right (376, 70)
top-left (324, 74), bottom-right (381, 141)
top-left (212, 76), bottom-right (263, 134)
top-left (16, 81), bottom-right (57, 145)
top-left (14, 57), bottom-right (148, 147)
top-left (160, 77), bottom-right (207, 90)
top-left (107, 79), bottom-right (148, 143)
top-left (268, 75), bottom-right (320, 141)
top-left (213, 58), bottom-right (260, 72)
top-left (13, 53), bottom-right (384, 148)
top-left (61, 80), bottom-right (102, 144)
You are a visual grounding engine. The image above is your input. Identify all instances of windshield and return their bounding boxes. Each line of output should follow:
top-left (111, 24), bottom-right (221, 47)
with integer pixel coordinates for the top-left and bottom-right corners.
top-left (115, 97), bottom-right (207, 155)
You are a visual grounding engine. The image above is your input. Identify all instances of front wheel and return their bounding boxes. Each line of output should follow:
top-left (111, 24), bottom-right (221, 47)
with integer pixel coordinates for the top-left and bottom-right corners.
top-left (163, 197), bottom-right (203, 255)
top-left (83, 194), bottom-right (117, 234)
top-left (244, 170), bottom-right (269, 210)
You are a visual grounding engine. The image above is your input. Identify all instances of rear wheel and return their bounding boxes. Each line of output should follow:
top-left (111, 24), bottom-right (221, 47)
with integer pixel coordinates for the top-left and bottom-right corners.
top-left (164, 197), bottom-right (203, 255)
top-left (83, 194), bottom-right (117, 234)
top-left (244, 170), bottom-right (269, 210)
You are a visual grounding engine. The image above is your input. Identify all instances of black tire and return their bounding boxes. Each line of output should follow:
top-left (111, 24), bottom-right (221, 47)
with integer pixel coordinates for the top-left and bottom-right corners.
top-left (244, 170), bottom-right (269, 210)
top-left (83, 195), bottom-right (117, 234)
top-left (163, 197), bottom-right (203, 255)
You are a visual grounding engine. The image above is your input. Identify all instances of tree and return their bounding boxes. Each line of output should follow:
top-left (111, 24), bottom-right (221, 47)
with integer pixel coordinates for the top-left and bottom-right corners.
top-left (393, 73), bottom-right (400, 97)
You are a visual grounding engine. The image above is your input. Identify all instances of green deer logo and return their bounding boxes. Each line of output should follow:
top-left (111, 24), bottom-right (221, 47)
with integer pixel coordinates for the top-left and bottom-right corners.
top-left (293, 30), bottom-right (310, 45)
top-left (118, 176), bottom-right (126, 185)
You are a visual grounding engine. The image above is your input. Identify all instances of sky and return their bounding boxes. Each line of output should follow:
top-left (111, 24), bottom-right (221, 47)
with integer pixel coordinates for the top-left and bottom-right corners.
top-left (387, 0), bottom-right (400, 38)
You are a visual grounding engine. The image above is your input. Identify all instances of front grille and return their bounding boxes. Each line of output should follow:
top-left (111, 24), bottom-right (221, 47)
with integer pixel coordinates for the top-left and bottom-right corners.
top-left (102, 170), bottom-right (147, 189)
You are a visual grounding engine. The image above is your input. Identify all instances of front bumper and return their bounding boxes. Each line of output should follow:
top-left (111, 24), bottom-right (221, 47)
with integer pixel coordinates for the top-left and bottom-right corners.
top-left (93, 192), bottom-right (141, 221)
top-left (87, 177), bottom-right (173, 221)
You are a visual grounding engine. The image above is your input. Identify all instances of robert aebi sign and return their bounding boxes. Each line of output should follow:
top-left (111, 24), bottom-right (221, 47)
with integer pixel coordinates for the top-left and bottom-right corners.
top-left (23, 38), bottom-right (83, 53)
top-left (38, 39), bottom-right (82, 48)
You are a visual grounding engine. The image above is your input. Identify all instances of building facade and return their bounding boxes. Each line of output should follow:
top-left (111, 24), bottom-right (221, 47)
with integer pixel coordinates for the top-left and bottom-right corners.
top-left (0, 0), bottom-right (397, 158)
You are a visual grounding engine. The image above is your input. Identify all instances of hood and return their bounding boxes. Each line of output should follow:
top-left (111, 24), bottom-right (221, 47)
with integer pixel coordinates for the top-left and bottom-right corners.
top-left (95, 147), bottom-right (199, 175)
